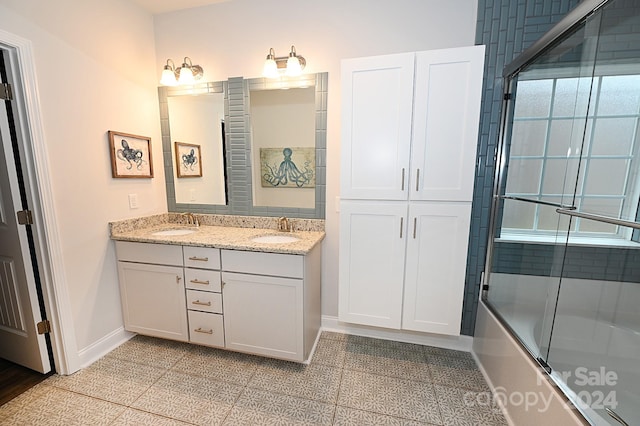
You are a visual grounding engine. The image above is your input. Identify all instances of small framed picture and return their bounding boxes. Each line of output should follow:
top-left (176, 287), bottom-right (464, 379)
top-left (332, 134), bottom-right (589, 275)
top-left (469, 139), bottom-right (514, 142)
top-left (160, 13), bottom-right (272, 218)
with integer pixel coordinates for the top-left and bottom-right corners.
top-left (108, 131), bottom-right (153, 178)
top-left (175, 142), bottom-right (203, 178)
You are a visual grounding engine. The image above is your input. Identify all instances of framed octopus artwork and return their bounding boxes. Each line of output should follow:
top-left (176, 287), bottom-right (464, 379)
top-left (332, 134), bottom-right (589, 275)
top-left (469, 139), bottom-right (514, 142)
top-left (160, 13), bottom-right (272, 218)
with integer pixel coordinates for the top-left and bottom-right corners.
top-left (108, 130), bottom-right (154, 178)
top-left (174, 142), bottom-right (203, 178)
top-left (260, 147), bottom-right (315, 188)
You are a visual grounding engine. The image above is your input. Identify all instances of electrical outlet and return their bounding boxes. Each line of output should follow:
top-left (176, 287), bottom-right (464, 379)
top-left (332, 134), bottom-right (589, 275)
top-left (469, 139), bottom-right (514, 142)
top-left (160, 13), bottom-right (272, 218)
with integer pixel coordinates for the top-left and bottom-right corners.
top-left (128, 193), bottom-right (139, 209)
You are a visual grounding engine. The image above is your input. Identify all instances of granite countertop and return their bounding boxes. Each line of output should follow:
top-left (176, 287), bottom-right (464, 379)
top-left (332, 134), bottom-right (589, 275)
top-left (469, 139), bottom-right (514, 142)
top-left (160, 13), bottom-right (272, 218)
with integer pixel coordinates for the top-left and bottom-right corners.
top-left (109, 214), bottom-right (325, 255)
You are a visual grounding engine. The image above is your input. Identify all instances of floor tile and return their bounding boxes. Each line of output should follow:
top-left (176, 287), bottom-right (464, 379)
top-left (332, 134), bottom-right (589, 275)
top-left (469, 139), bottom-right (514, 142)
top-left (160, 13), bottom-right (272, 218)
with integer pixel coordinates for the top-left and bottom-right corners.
top-left (46, 356), bottom-right (166, 405)
top-left (171, 344), bottom-right (262, 385)
top-left (343, 342), bottom-right (431, 382)
top-left (0, 385), bottom-right (124, 425)
top-left (131, 370), bottom-right (242, 425)
top-left (434, 384), bottom-right (508, 426)
top-left (320, 331), bottom-right (348, 342)
top-left (248, 358), bottom-right (342, 403)
top-left (0, 381), bottom-right (51, 418)
top-left (427, 355), bottom-right (490, 391)
top-left (312, 338), bottom-right (347, 367)
top-left (223, 387), bottom-right (335, 425)
top-left (423, 345), bottom-right (474, 361)
top-left (333, 406), bottom-right (437, 425)
top-left (104, 335), bottom-right (191, 369)
top-left (337, 369), bottom-right (442, 424)
top-left (111, 408), bottom-right (193, 425)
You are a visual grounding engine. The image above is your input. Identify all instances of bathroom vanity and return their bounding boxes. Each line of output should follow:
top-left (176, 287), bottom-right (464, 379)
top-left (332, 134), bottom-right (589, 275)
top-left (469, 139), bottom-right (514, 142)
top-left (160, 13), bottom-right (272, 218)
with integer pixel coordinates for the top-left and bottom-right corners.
top-left (110, 214), bottom-right (323, 363)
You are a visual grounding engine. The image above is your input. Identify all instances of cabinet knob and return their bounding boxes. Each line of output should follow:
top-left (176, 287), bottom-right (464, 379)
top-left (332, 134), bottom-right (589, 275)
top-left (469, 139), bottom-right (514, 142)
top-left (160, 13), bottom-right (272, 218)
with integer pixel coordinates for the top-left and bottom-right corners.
top-left (176, 276), bottom-right (182, 283)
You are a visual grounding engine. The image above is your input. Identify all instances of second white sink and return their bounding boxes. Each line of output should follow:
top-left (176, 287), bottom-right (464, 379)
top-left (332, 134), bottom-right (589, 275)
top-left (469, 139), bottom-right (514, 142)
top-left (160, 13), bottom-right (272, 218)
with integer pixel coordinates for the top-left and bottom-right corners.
top-left (251, 234), bottom-right (300, 244)
top-left (152, 229), bottom-right (197, 236)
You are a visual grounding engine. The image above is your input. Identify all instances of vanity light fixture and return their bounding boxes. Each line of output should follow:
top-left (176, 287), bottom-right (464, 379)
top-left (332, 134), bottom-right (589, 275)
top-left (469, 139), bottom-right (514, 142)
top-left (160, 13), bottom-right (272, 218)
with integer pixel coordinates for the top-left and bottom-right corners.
top-left (160, 57), bottom-right (204, 86)
top-left (262, 45), bottom-right (306, 78)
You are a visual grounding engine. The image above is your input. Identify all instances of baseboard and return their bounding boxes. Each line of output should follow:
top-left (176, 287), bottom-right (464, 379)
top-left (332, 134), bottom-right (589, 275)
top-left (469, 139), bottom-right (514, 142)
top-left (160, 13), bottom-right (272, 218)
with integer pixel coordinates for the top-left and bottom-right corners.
top-left (321, 315), bottom-right (473, 352)
top-left (77, 327), bottom-right (135, 370)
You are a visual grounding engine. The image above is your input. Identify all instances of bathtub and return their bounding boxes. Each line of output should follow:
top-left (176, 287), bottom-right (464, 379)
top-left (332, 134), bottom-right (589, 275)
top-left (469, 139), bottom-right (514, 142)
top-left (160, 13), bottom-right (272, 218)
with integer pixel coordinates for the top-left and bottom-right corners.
top-left (481, 273), bottom-right (640, 425)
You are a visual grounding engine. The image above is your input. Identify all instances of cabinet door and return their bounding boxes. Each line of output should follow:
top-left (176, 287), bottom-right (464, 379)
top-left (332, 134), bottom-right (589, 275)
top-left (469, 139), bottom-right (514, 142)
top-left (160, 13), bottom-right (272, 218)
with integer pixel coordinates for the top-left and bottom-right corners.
top-left (117, 262), bottom-right (188, 342)
top-left (338, 201), bottom-right (407, 329)
top-left (341, 53), bottom-right (415, 200)
top-left (222, 271), bottom-right (304, 362)
top-left (410, 46), bottom-right (484, 202)
top-left (402, 202), bottom-right (471, 335)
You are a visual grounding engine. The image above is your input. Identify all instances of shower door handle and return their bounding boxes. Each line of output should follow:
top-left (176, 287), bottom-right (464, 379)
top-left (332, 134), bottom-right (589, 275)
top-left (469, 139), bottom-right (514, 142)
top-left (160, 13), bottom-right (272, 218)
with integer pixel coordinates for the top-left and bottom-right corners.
top-left (556, 209), bottom-right (640, 230)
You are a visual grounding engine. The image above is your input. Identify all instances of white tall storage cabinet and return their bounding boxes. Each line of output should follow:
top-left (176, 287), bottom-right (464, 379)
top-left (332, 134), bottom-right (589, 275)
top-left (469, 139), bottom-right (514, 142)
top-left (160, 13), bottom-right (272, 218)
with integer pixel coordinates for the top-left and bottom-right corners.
top-left (339, 45), bottom-right (485, 336)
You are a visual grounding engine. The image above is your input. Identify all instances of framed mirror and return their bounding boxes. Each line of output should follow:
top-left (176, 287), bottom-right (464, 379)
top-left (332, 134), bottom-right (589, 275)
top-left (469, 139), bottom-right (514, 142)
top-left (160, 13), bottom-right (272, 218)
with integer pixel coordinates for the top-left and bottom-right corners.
top-left (159, 82), bottom-right (230, 214)
top-left (159, 72), bottom-right (327, 218)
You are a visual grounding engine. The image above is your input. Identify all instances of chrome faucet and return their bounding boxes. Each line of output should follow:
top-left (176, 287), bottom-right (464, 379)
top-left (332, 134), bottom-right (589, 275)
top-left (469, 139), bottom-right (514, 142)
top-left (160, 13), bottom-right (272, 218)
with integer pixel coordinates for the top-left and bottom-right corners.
top-left (278, 217), bottom-right (292, 232)
top-left (182, 212), bottom-right (199, 227)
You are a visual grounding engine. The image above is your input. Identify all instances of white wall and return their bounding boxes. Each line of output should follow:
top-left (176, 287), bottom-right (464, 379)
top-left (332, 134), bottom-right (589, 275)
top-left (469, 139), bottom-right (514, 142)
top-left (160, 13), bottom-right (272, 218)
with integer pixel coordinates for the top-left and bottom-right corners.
top-left (154, 0), bottom-right (478, 317)
top-left (0, 1), bottom-right (165, 362)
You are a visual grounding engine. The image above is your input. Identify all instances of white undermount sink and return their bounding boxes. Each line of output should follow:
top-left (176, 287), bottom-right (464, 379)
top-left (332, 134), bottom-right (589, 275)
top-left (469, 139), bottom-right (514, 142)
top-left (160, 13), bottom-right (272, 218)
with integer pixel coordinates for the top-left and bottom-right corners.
top-left (152, 229), bottom-right (197, 236)
top-left (251, 234), bottom-right (300, 244)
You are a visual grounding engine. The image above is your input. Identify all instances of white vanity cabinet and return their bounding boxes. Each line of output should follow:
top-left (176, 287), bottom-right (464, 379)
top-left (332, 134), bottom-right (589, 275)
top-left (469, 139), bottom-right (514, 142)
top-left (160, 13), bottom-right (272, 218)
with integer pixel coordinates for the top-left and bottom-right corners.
top-left (115, 238), bottom-right (322, 363)
top-left (339, 46), bottom-right (484, 336)
top-left (115, 241), bottom-right (188, 342)
top-left (221, 248), bottom-right (321, 363)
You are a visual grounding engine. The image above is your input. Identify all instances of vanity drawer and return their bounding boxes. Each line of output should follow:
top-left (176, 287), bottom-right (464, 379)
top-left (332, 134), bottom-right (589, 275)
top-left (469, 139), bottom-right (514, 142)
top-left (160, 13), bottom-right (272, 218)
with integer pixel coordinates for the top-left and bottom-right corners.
top-left (115, 241), bottom-right (183, 267)
top-left (221, 249), bottom-right (303, 278)
top-left (188, 311), bottom-right (224, 348)
top-left (185, 268), bottom-right (222, 292)
top-left (186, 289), bottom-right (223, 314)
top-left (183, 246), bottom-right (221, 270)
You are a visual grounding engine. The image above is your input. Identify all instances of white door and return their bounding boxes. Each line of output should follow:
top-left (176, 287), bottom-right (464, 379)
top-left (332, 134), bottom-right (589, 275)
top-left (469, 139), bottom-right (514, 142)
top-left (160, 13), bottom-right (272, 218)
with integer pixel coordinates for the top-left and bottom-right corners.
top-left (402, 202), bottom-right (472, 335)
top-left (410, 45), bottom-right (485, 202)
top-left (222, 271), bottom-right (304, 362)
top-left (340, 53), bottom-right (415, 200)
top-left (338, 200), bottom-right (407, 328)
top-left (0, 76), bottom-right (51, 373)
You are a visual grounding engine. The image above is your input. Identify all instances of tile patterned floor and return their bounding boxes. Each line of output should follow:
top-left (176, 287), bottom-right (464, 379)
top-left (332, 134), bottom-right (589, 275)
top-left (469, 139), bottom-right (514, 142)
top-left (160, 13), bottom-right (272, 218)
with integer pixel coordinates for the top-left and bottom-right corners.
top-left (0, 332), bottom-right (507, 425)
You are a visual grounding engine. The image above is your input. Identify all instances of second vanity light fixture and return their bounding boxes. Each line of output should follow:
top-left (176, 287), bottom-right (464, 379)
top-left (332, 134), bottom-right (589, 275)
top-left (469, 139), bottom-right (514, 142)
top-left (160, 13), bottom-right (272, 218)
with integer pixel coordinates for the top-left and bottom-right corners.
top-left (262, 45), bottom-right (306, 78)
top-left (160, 57), bottom-right (204, 86)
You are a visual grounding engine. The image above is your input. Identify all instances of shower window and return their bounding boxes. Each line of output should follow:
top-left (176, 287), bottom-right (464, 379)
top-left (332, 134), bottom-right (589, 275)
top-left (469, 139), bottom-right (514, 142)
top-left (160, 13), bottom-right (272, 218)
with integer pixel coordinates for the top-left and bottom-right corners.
top-left (503, 74), bottom-right (640, 242)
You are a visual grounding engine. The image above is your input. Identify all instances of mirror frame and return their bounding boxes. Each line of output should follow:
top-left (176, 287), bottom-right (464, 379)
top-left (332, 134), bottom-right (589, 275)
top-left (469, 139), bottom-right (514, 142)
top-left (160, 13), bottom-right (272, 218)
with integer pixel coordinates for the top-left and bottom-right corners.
top-left (159, 72), bottom-right (327, 219)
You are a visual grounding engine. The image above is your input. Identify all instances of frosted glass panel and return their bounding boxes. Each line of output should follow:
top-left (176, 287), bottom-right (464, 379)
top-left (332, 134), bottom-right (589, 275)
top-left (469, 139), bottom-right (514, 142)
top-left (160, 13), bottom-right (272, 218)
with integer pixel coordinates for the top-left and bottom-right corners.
top-left (505, 159), bottom-right (542, 194)
top-left (547, 119), bottom-right (592, 156)
top-left (578, 198), bottom-right (621, 233)
top-left (591, 117), bottom-right (636, 155)
top-left (597, 75), bottom-right (640, 116)
top-left (513, 80), bottom-right (553, 118)
top-left (510, 121), bottom-right (547, 156)
top-left (553, 77), bottom-right (596, 117)
top-left (584, 159), bottom-right (628, 196)
top-left (501, 199), bottom-right (535, 229)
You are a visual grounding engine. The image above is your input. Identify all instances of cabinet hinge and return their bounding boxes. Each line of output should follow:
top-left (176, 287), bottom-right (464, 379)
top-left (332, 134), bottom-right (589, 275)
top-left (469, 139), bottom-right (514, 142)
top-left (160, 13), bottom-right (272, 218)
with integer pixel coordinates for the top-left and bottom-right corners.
top-left (17, 210), bottom-right (34, 225)
top-left (503, 93), bottom-right (512, 101)
top-left (37, 320), bottom-right (51, 334)
top-left (0, 83), bottom-right (13, 101)
top-left (482, 284), bottom-right (489, 291)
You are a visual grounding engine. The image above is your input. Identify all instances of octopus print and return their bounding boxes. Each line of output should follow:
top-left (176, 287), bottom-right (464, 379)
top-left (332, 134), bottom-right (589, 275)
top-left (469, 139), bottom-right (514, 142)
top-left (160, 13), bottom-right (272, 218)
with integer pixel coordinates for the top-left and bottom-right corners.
top-left (181, 148), bottom-right (198, 171)
top-left (262, 147), bottom-right (314, 188)
top-left (116, 139), bottom-right (146, 170)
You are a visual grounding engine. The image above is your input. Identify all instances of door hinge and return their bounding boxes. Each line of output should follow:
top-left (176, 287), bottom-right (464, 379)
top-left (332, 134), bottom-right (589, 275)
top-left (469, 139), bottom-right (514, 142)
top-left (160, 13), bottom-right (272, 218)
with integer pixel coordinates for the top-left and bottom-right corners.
top-left (17, 210), bottom-right (34, 225)
top-left (37, 320), bottom-right (51, 334)
top-left (537, 357), bottom-right (552, 374)
top-left (482, 284), bottom-right (489, 291)
top-left (503, 93), bottom-right (512, 101)
top-left (0, 83), bottom-right (13, 101)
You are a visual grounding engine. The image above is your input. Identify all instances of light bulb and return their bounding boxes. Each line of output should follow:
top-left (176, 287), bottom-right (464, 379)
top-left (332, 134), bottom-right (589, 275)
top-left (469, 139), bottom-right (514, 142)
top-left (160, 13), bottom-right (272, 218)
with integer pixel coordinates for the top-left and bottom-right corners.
top-left (178, 67), bottom-right (195, 85)
top-left (160, 68), bottom-right (177, 86)
top-left (286, 56), bottom-right (302, 76)
top-left (263, 58), bottom-right (278, 78)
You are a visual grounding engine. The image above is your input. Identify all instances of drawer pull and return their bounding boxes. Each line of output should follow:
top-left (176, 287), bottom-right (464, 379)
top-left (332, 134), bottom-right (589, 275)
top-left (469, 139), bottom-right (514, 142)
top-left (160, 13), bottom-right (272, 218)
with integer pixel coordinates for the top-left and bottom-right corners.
top-left (194, 327), bottom-right (213, 334)
top-left (190, 279), bottom-right (210, 285)
top-left (192, 300), bottom-right (212, 306)
top-left (176, 276), bottom-right (182, 283)
top-left (188, 256), bottom-right (209, 262)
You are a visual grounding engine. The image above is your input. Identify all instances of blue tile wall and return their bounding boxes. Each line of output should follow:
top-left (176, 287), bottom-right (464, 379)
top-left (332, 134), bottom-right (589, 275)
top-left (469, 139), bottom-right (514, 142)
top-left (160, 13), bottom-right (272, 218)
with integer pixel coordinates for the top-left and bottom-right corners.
top-left (462, 0), bottom-right (580, 336)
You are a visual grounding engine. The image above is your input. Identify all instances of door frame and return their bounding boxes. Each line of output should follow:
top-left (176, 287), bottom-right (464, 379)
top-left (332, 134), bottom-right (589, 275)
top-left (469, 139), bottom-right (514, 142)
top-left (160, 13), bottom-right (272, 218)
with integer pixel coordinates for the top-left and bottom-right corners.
top-left (1, 29), bottom-right (79, 374)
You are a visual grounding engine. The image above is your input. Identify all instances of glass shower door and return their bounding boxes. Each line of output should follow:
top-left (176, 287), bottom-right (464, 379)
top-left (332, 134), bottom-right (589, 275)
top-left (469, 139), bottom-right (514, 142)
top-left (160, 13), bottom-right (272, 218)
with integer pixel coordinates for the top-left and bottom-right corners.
top-left (545, 1), bottom-right (640, 424)
top-left (485, 9), bottom-right (599, 366)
